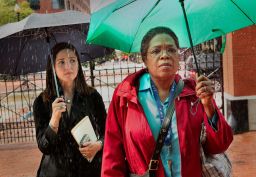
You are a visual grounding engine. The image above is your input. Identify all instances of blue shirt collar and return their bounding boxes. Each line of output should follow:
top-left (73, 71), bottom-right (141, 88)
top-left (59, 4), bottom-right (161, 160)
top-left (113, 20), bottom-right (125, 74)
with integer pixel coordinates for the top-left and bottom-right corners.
top-left (139, 72), bottom-right (176, 105)
top-left (139, 72), bottom-right (151, 91)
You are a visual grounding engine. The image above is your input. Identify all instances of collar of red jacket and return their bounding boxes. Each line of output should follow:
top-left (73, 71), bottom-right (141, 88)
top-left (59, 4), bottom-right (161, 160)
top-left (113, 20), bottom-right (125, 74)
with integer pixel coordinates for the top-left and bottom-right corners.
top-left (116, 69), bottom-right (196, 103)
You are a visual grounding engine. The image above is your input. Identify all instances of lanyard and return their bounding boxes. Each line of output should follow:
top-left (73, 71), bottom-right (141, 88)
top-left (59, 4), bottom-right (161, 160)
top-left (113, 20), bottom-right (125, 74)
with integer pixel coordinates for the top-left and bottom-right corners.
top-left (151, 79), bottom-right (176, 145)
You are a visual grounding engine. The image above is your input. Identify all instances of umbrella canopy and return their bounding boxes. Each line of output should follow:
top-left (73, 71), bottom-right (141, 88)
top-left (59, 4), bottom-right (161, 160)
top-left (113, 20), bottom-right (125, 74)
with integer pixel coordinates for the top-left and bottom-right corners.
top-left (87, 0), bottom-right (256, 53)
top-left (0, 10), bottom-right (113, 75)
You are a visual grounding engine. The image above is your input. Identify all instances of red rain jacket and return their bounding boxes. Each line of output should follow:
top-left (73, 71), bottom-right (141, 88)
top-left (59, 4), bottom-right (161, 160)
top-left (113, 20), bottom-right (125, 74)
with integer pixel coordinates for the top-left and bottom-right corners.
top-left (102, 69), bottom-right (233, 177)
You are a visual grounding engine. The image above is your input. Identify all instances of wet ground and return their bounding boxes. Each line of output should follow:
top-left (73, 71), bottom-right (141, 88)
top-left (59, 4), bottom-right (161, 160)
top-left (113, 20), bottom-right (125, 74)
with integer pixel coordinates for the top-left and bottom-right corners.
top-left (227, 131), bottom-right (256, 177)
top-left (0, 131), bottom-right (255, 177)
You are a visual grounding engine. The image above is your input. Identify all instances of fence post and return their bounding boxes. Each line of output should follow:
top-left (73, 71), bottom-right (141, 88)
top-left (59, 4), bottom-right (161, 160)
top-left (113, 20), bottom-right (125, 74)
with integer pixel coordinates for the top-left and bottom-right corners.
top-left (89, 61), bottom-right (95, 87)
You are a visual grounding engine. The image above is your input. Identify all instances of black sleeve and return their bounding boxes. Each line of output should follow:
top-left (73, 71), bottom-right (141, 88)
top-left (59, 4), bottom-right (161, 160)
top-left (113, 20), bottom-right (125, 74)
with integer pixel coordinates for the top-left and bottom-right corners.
top-left (89, 90), bottom-right (107, 146)
top-left (33, 94), bottom-right (58, 154)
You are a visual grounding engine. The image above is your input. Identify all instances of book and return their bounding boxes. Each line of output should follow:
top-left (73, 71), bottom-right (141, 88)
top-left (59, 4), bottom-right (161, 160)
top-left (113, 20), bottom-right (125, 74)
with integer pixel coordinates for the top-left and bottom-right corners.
top-left (71, 116), bottom-right (97, 162)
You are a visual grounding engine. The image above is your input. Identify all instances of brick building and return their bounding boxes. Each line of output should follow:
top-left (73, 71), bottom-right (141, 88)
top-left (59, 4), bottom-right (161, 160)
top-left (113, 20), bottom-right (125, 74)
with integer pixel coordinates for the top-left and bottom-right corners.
top-left (64, 0), bottom-right (90, 14)
top-left (223, 25), bottom-right (256, 131)
top-left (36, 0), bottom-right (64, 13)
top-left (17, 0), bottom-right (90, 13)
top-left (17, 0), bottom-right (65, 13)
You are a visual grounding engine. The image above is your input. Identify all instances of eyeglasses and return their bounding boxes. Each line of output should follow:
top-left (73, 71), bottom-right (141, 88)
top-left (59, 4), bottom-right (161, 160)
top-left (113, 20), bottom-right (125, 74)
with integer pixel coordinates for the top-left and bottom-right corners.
top-left (147, 47), bottom-right (178, 58)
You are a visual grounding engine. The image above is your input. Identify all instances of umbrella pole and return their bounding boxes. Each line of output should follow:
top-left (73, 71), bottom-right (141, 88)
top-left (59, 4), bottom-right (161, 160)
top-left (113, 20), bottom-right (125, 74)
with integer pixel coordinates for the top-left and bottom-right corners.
top-left (179, 0), bottom-right (201, 75)
top-left (45, 28), bottom-right (60, 97)
top-left (50, 54), bottom-right (60, 97)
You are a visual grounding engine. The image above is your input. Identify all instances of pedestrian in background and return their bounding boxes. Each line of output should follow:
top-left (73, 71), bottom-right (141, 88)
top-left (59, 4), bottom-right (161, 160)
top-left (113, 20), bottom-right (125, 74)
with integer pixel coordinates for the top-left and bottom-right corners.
top-left (33, 42), bottom-right (106, 177)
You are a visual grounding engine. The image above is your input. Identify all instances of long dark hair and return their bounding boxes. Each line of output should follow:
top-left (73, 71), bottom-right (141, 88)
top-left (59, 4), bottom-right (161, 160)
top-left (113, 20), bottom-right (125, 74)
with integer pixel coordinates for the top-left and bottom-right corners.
top-left (43, 42), bottom-right (93, 102)
top-left (140, 27), bottom-right (179, 62)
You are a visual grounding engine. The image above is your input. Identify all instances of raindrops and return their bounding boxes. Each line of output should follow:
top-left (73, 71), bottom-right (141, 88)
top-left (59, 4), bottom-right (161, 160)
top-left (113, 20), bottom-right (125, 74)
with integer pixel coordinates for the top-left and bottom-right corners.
top-left (0, 22), bottom-right (112, 75)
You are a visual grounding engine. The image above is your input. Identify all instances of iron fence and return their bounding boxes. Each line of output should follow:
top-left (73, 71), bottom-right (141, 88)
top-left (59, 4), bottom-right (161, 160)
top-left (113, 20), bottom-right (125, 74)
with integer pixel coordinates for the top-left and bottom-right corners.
top-left (0, 52), bottom-right (223, 144)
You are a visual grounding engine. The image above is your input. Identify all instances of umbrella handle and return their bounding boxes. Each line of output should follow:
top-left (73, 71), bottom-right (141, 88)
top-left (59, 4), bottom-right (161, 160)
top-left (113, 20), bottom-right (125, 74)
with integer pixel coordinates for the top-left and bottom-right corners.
top-left (179, 0), bottom-right (201, 75)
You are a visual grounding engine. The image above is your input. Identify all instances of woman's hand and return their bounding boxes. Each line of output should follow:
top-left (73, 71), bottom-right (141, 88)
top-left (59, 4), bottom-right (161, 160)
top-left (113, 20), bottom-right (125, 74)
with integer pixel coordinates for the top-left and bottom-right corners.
top-left (195, 75), bottom-right (214, 104)
top-left (79, 141), bottom-right (102, 160)
top-left (195, 75), bottom-right (215, 118)
top-left (49, 97), bottom-right (66, 132)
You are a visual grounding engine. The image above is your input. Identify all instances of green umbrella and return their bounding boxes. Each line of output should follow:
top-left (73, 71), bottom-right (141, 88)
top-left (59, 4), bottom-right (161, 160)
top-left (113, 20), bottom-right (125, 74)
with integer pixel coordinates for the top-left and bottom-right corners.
top-left (87, 0), bottom-right (255, 53)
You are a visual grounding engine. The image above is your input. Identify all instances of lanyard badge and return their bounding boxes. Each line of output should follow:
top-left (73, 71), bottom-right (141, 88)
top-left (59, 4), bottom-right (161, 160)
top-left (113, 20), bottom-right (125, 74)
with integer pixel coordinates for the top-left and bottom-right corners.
top-left (150, 79), bottom-right (176, 146)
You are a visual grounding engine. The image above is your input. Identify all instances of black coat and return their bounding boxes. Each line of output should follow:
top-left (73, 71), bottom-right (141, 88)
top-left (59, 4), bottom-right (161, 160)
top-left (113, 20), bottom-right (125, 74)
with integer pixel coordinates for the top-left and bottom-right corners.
top-left (33, 89), bottom-right (106, 177)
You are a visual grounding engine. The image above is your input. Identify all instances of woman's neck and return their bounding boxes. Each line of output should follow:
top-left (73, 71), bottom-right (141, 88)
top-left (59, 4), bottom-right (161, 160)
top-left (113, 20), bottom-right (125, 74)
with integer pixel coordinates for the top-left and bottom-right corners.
top-left (151, 76), bottom-right (175, 102)
top-left (61, 82), bottom-right (75, 99)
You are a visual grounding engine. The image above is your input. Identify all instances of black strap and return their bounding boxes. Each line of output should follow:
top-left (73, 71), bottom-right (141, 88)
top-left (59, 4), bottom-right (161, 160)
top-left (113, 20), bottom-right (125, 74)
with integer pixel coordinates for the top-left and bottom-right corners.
top-left (148, 80), bottom-right (184, 177)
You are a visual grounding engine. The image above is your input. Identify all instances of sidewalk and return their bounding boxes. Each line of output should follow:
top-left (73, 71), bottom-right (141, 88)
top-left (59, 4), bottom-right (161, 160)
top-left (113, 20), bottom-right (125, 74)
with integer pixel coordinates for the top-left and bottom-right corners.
top-left (0, 143), bottom-right (41, 177)
top-left (227, 131), bottom-right (256, 177)
top-left (0, 132), bottom-right (255, 177)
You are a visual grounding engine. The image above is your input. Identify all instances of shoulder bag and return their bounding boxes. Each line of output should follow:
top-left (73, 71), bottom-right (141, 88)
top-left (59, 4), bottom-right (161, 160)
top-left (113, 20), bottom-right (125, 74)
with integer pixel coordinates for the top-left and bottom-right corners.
top-left (200, 123), bottom-right (232, 177)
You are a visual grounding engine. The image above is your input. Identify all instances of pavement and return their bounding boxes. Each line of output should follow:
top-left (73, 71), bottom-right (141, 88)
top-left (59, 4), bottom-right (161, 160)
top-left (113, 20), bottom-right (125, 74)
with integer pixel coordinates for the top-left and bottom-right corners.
top-left (0, 131), bottom-right (255, 177)
top-left (227, 131), bottom-right (256, 177)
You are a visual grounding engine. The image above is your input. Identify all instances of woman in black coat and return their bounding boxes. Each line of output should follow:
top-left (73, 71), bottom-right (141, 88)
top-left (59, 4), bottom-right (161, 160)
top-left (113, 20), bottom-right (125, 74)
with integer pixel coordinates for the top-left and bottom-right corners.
top-left (33, 42), bottom-right (106, 177)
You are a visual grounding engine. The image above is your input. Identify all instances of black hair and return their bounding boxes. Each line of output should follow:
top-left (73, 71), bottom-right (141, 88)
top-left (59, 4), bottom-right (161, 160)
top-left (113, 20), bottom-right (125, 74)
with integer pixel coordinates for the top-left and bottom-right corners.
top-left (140, 27), bottom-right (179, 62)
top-left (43, 42), bottom-right (93, 102)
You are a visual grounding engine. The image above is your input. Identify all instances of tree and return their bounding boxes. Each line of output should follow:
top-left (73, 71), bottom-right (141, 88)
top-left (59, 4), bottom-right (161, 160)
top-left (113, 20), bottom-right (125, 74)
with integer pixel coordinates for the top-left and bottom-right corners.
top-left (0, 0), bottom-right (33, 26)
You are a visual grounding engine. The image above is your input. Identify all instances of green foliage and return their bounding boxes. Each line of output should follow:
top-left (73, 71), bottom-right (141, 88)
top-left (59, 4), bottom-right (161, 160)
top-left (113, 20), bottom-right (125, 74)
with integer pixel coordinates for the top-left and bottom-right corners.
top-left (0, 0), bottom-right (16, 25)
top-left (0, 0), bottom-right (33, 26)
top-left (2, 0), bottom-right (16, 6)
top-left (20, 1), bottom-right (34, 19)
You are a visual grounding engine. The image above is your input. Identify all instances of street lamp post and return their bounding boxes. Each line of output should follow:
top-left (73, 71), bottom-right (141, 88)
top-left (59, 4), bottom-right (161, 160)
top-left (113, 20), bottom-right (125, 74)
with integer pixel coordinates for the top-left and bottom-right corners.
top-left (14, 3), bottom-right (21, 21)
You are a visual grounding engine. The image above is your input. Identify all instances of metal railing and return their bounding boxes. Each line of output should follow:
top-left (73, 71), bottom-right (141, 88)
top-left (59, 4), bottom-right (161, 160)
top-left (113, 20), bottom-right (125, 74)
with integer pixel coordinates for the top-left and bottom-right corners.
top-left (0, 54), bottom-right (223, 144)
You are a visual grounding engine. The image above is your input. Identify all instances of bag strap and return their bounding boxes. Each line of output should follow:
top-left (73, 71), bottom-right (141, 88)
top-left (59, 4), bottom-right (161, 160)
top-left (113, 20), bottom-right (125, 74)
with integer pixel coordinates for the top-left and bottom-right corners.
top-left (148, 79), bottom-right (184, 176)
top-left (200, 123), bottom-right (207, 144)
top-left (199, 123), bottom-right (207, 163)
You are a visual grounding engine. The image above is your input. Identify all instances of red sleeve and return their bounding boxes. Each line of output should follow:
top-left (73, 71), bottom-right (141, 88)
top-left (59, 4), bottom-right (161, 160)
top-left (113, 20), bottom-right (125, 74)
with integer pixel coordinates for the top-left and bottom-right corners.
top-left (203, 99), bottom-right (233, 154)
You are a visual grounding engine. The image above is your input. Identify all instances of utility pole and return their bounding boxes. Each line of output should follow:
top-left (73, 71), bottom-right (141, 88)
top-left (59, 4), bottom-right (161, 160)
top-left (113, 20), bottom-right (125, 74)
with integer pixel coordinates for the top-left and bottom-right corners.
top-left (14, 3), bottom-right (21, 21)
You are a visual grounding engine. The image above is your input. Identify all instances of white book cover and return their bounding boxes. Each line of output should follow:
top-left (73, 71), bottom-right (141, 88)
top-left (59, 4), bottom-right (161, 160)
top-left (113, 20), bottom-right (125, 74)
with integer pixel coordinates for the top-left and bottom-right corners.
top-left (71, 116), bottom-right (97, 162)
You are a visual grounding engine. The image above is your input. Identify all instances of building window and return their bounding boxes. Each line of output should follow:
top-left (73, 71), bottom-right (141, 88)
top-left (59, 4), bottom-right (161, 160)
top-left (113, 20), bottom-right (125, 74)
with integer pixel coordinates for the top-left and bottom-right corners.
top-left (67, 0), bottom-right (71, 10)
top-left (28, 0), bottom-right (40, 10)
top-left (52, 0), bottom-right (65, 9)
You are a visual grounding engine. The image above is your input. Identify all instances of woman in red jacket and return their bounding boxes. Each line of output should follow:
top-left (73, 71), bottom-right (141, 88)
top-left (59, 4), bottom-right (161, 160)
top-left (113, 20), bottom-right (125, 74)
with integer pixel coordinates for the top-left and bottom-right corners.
top-left (101, 27), bottom-right (233, 177)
